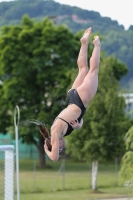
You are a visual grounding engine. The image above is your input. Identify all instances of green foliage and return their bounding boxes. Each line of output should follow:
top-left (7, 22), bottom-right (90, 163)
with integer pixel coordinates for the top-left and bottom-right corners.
top-left (125, 126), bottom-right (133, 150)
top-left (0, 0), bottom-right (133, 88)
top-left (119, 126), bottom-right (133, 184)
top-left (0, 6), bottom-right (132, 167)
top-left (0, 16), bottom-right (79, 145)
top-left (66, 54), bottom-right (130, 162)
top-left (119, 151), bottom-right (133, 181)
top-left (102, 30), bottom-right (133, 86)
top-left (105, 56), bottom-right (128, 81)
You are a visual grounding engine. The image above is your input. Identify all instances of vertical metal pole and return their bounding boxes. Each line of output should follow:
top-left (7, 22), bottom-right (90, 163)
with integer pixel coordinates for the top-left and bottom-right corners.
top-left (115, 157), bottom-right (118, 186)
top-left (14, 106), bottom-right (20, 200)
top-left (51, 163), bottom-right (63, 191)
top-left (62, 157), bottom-right (65, 190)
top-left (33, 160), bottom-right (36, 192)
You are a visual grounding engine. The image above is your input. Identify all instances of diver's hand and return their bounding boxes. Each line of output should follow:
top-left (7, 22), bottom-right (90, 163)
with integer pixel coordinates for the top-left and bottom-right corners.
top-left (69, 119), bottom-right (82, 129)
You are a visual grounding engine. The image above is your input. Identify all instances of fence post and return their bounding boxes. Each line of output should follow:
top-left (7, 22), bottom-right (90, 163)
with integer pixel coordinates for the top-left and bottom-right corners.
top-left (14, 105), bottom-right (20, 200)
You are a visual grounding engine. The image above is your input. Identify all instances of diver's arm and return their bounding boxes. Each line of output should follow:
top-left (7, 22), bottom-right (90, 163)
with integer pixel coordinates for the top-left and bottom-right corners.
top-left (44, 134), bottom-right (59, 162)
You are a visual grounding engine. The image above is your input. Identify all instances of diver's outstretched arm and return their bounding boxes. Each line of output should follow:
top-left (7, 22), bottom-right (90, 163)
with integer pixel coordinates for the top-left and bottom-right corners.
top-left (44, 134), bottom-right (59, 162)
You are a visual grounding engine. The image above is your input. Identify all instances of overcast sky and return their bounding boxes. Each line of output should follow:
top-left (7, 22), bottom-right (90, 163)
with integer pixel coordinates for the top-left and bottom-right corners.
top-left (0, 0), bottom-right (132, 30)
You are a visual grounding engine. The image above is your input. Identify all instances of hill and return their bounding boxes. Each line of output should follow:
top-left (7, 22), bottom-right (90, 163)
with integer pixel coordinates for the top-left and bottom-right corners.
top-left (0, 0), bottom-right (133, 90)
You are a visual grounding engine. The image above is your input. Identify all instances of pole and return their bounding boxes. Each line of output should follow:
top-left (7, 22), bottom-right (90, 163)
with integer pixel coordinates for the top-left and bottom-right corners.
top-left (33, 160), bottom-right (36, 192)
top-left (115, 157), bottom-right (118, 186)
top-left (51, 157), bottom-right (66, 191)
top-left (14, 106), bottom-right (20, 200)
top-left (62, 157), bottom-right (65, 190)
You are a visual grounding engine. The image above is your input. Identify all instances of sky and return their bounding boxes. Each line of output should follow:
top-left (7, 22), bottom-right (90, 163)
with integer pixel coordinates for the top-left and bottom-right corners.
top-left (0, 0), bottom-right (132, 30)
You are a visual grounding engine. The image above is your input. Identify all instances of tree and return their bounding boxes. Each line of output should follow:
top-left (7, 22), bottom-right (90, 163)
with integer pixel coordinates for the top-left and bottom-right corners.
top-left (119, 125), bottom-right (133, 186)
top-left (0, 0), bottom-right (133, 89)
top-left (0, 15), bottom-right (79, 167)
top-left (66, 52), bottom-right (130, 190)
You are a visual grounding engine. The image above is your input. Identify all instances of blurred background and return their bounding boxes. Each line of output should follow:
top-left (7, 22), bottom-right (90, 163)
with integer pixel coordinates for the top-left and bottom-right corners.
top-left (0, 0), bottom-right (133, 199)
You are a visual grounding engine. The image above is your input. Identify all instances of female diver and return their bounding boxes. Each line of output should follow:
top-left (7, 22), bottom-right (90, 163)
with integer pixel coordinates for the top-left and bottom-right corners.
top-left (40, 27), bottom-right (101, 162)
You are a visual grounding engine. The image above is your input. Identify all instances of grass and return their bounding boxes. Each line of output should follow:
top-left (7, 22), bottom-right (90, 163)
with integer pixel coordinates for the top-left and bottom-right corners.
top-left (13, 159), bottom-right (132, 200)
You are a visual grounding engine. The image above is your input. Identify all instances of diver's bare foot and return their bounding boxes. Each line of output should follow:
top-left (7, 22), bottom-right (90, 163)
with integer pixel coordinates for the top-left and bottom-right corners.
top-left (93, 36), bottom-right (100, 46)
top-left (80, 27), bottom-right (92, 45)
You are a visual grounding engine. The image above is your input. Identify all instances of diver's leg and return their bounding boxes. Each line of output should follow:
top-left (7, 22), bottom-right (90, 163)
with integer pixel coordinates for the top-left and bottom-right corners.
top-left (69, 27), bottom-right (91, 90)
top-left (77, 36), bottom-right (101, 107)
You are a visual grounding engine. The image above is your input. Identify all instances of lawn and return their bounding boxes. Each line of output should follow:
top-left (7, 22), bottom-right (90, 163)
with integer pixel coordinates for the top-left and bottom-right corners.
top-left (14, 159), bottom-right (132, 200)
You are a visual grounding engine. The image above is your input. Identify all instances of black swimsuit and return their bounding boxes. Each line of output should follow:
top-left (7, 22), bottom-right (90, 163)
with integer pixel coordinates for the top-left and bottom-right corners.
top-left (56, 89), bottom-right (86, 136)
